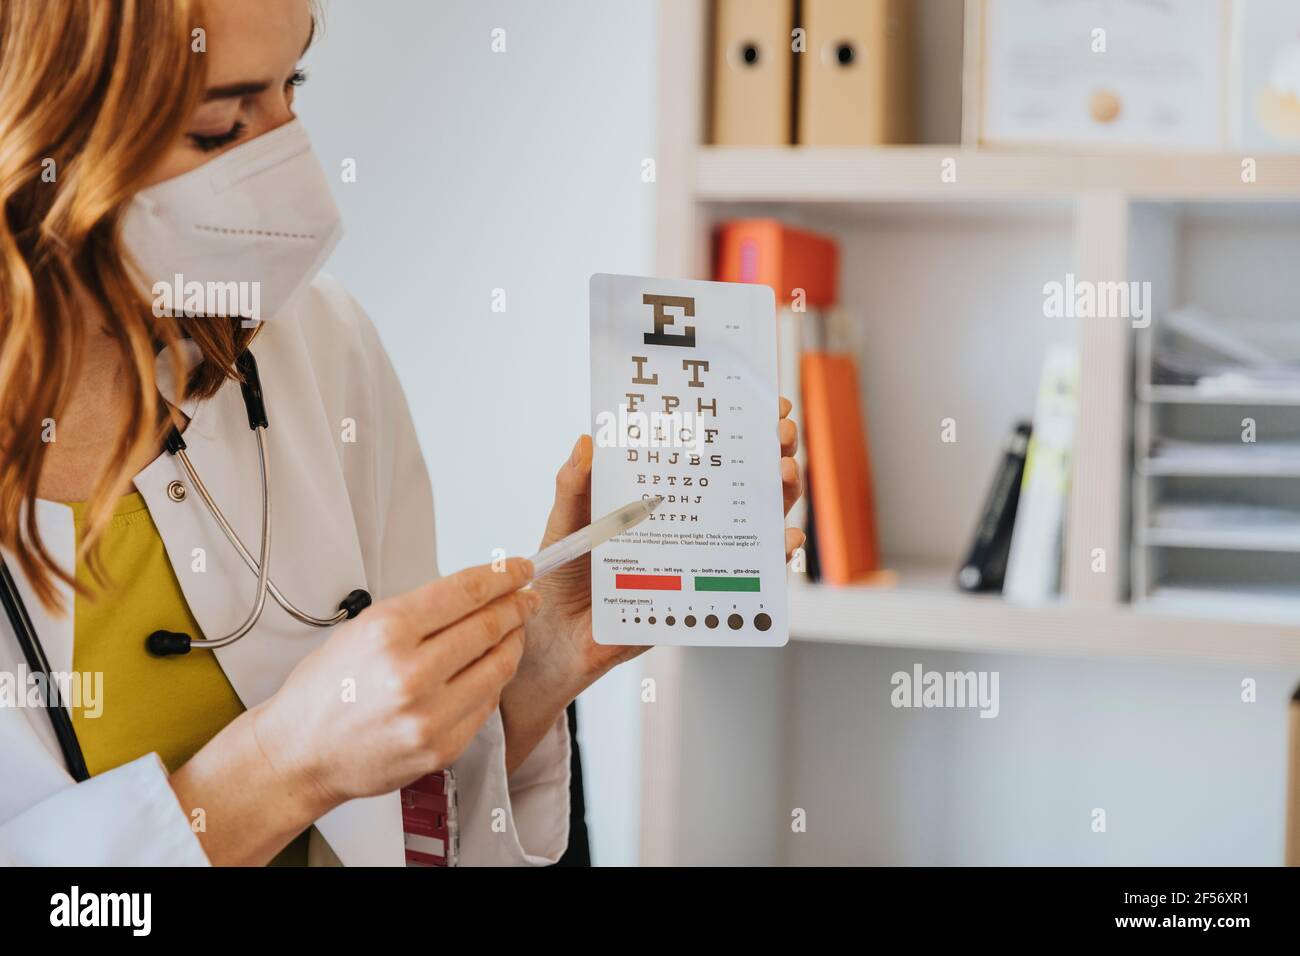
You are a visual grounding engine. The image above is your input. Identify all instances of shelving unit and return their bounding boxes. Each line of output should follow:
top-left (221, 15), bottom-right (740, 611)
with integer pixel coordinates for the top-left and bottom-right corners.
top-left (788, 573), bottom-right (1300, 665)
top-left (1130, 201), bottom-right (1300, 609)
top-left (1140, 384), bottom-right (1300, 405)
top-left (1138, 455), bottom-right (1300, 478)
top-left (1138, 524), bottom-right (1300, 552)
top-left (697, 147), bottom-right (1300, 202)
top-left (641, 0), bottom-right (1300, 866)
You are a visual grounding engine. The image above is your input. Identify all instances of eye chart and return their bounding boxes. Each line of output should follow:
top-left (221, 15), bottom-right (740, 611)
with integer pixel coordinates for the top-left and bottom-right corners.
top-left (590, 274), bottom-right (788, 647)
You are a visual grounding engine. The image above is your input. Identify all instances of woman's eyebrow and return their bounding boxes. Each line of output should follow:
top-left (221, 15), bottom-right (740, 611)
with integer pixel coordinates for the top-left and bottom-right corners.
top-left (203, 80), bottom-right (270, 102)
top-left (202, 20), bottom-right (315, 101)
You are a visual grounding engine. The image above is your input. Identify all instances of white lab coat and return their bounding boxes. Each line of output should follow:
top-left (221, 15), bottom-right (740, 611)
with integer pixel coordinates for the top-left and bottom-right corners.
top-left (0, 274), bottom-right (571, 866)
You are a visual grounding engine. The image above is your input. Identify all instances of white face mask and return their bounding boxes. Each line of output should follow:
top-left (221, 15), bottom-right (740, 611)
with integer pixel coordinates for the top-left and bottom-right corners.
top-left (122, 119), bottom-right (342, 325)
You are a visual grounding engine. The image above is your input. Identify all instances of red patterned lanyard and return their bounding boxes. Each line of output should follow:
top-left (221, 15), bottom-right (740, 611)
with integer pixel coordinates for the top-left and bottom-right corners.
top-left (400, 770), bottom-right (458, 867)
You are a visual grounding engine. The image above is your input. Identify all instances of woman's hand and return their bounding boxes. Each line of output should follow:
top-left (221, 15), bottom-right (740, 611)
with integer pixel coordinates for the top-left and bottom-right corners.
top-left (255, 558), bottom-right (541, 803)
top-left (171, 559), bottom-right (541, 865)
top-left (499, 399), bottom-right (804, 772)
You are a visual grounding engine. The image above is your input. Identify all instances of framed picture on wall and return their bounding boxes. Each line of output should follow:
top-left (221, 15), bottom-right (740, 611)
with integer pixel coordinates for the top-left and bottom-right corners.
top-left (1230, 0), bottom-right (1300, 152)
top-left (963, 0), bottom-right (1229, 150)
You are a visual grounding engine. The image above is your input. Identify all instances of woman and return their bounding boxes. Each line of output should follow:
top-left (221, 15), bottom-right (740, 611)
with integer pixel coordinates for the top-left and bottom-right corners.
top-left (0, 0), bottom-right (803, 866)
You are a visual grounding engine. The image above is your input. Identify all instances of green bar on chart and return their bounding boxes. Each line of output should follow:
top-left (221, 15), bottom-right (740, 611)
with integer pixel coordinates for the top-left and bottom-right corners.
top-left (694, 576), bottom-right (760, 592)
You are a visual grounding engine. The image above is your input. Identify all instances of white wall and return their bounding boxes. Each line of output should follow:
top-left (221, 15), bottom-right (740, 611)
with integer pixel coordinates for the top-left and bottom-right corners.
top-left (297, 0), bottom-right (657, 865)
top-left (779, 645), bottom-right (1300, 865)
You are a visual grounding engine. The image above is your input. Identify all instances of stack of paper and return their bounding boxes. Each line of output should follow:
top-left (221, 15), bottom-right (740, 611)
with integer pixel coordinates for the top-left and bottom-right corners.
top-left (1147, 439), bottom-right (1300, 475)
top-left (1153, 306), bottom-right (1300, 387)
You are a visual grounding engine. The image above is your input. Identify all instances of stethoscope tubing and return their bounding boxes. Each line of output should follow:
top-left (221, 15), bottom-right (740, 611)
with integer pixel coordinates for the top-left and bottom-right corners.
top-left (0, 560), bottom-right (90, 781)
top-left (181, 427), bottom-right (274, 649)
top-left (175, 437), bottom-right (349, 633)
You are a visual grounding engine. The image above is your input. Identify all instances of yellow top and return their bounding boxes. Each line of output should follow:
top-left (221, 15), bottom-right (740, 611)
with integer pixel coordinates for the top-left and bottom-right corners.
top-left (69, 490), bottom-right (308, 866)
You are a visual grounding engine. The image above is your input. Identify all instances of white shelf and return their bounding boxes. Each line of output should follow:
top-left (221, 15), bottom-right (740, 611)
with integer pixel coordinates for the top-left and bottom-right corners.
top-left (1139, 526), bottom-right (1300, 552)
top-left (787, 563), bottom-right (1300, 664)
top-left (696, 147), bottom-right (1300, 203)
top-left (1139, 585), bottom-right (1300, 626)
top-left (1139, 456), bottom-right (1300, 478)
top-left (1139, 383), bottom-right (1300, 406)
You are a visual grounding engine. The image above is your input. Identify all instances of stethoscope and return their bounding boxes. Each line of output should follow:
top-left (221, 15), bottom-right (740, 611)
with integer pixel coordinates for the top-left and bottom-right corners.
top-left (0, 349), bottom-right (372, 781)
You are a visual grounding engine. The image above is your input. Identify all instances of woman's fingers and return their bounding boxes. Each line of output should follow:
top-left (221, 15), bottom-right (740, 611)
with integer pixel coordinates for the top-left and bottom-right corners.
top-left (781, 456), bottom-right (801, 515)
top-left (779, 417), bottom-right (798, 457)
top-left (388, 557), bottom-right (534, 638)
top-left (414, 627), bottom-right (525, 739)
top-left (538, 435), bottom-right (593, 549)
top-left (429, 589), bottom-right (542, 677)
top-left (779, 396), bottom-right (792, 419)
top-left (446, 626), bottom-right (526, 705)
top-left (433, 699), bottom-right (505, 772)
top-left (785, 526), bottom-right (806, 563)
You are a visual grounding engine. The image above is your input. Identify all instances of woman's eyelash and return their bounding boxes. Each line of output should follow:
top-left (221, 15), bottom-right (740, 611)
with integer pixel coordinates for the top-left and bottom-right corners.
top-left (188, 120), bottom-right (247, 153)
top-left (186, 72), bottom-right (302, 152)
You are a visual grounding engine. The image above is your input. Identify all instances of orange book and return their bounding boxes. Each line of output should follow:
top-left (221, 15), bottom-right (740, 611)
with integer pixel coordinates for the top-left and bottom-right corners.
top-left (714, 219), bottom-right (838, 308)
top-left (800, 352), bottom-right (880, 583)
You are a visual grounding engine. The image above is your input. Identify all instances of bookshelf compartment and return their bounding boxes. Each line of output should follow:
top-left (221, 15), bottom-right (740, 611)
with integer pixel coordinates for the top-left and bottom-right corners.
top-left (696, 198), bottom-right (1077, 609)
top-left (1130, 201), bottom-right (1300, 321)
top-left (833, 206), bottom-right (1074, 571)
top-left (1130, 199), bottom-right (1300, 609)
top-left (1152, 548), bottom-right (1300, 599)
top-left (1154, 404), bottom-right (1300, 443)
top-left (705, 0), bottom-right (965, 150)
top-left (1142, 475), bottom-right (1300, 553)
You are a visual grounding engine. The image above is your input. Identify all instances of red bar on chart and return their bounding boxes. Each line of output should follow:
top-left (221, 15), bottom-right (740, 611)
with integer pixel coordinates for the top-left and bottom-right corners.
top-left (615, 574), bottom-right (682, 591)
